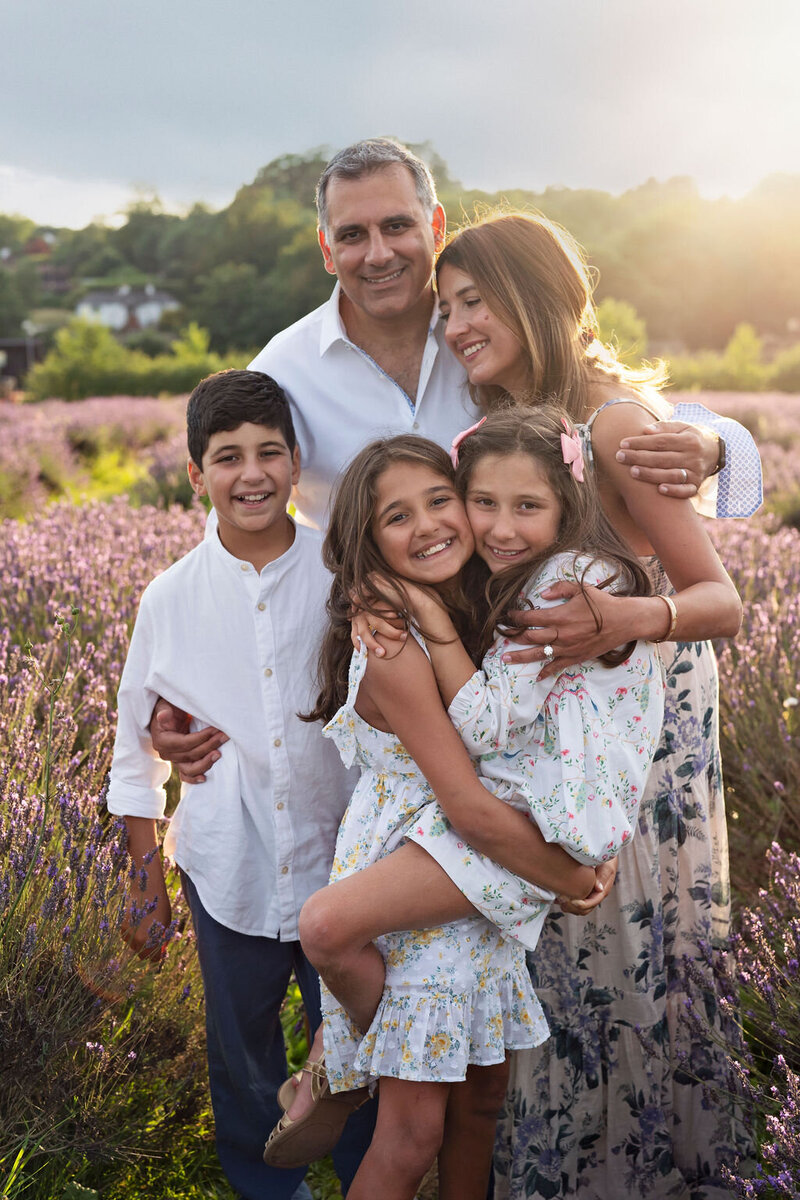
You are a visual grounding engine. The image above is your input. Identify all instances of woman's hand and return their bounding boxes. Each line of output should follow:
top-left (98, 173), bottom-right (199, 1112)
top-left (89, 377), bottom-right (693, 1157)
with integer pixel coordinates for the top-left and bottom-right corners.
top-left (501, 585), bottom-right (641, 675)
top-left (557, 857), bottom-right (618, 915)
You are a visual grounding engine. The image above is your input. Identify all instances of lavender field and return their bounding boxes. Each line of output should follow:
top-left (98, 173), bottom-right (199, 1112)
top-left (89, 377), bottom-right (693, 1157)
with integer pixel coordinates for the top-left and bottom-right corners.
top-left (1, 391), bottom-right (799, 1197)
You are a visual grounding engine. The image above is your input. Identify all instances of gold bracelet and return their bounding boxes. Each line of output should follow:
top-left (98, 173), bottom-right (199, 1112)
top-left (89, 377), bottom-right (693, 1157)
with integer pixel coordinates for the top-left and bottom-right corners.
top-left (655, 594), bottom-right (678, 642)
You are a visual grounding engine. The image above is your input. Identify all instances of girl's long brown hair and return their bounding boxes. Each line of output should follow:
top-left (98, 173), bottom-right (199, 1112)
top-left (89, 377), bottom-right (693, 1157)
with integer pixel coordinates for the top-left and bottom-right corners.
top-left (455, 406), bottom-right (653, 663)
top-left (304, 435), bottom-right (478, 725)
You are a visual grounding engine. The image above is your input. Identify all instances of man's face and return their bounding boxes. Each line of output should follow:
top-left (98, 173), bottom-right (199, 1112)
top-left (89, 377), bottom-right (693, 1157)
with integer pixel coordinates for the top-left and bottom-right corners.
top-left (318, 163), bottom-right (445, 323)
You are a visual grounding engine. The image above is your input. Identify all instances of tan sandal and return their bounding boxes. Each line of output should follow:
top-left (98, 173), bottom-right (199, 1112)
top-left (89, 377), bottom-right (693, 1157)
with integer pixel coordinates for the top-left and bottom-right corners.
top-left (264, 1058), bottom-right (371, 1168)
top-left (276, 1056), bottom-right (326, 1113)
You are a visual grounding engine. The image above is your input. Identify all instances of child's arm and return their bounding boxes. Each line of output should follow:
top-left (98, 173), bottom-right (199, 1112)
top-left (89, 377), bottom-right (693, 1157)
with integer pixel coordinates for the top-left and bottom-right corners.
top-left (121, 817), bottom-right (172, 961)
top-left (362, 632), bottom-right (597, 899)
top-left (417, 560), bottom-right (664, 867)
top-left (405, 583), bottom-right (477, 705)
top-left (408, 569), bottom-right (565, 755)
top-left (107, 592), bottom-right (174, 958)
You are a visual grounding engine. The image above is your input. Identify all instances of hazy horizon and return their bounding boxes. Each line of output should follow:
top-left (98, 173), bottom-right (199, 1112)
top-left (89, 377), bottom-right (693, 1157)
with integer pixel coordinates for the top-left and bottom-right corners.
top-left (3, 0), bottom-right (800, 229)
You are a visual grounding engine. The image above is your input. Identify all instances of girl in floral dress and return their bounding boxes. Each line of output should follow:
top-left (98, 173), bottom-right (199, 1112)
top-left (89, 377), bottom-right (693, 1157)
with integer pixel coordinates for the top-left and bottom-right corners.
top-left (434, 211), bottom-right (748, 1198)
top-left (267, 420), bottom-right (665, 1199)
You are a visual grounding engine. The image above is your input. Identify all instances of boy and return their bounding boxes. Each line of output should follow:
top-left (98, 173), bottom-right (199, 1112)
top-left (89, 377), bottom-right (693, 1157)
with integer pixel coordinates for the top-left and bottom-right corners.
top-left (106, 370), bottom-right (372, 1200)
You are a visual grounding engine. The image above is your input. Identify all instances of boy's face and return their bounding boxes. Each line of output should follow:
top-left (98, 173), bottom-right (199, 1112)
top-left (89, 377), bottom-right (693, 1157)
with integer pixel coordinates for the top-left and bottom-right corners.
top-left (188, 422), bottom-right (300, 550)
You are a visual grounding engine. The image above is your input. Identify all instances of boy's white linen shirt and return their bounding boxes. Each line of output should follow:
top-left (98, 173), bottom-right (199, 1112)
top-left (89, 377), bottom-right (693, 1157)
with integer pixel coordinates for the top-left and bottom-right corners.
top-left (247, 284), bottom-right (479, 529)
top-left (107, 522), bottom-right (354, 940)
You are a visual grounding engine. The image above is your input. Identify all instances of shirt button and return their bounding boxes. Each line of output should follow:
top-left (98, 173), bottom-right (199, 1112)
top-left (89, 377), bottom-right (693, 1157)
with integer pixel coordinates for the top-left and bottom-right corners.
top-left (273, 737), bottom-right (282, 747)
top-left (264, 667), bottom-right (273, 678)
top-left (276, 801), bottom-right (284, 810)
top-left (413, 421), bottom-right (420, 430)
top-left (258, 602), bottom-right (266, 611)
top-left (240, 563), bottom-right (249, 572)
top-left (281, 865), bottom-right (289, 875)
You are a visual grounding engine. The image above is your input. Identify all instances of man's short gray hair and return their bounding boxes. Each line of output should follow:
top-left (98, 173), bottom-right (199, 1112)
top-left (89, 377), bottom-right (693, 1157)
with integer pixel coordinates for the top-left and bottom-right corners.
top-left (316, 138), bottom-right (438, 232)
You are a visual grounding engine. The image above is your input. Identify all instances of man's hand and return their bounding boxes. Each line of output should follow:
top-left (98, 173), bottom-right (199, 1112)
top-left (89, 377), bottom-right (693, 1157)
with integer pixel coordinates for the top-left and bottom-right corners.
top-left (615, 421), bottom-right (721, 497)
top-left (502, 584), bottom-right (631, 675)
top-left (557, 857), bottom-right (618, 915)
top-left (149, 697), bottom-right (228, 784)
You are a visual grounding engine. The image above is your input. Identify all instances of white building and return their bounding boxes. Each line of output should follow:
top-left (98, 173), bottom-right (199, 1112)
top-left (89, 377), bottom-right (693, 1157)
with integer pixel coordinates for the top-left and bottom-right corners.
top-left (75, 283), bottom-right (180, 332)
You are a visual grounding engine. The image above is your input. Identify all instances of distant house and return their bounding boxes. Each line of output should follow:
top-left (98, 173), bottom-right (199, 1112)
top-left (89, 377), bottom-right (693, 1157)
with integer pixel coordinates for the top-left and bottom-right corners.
top-left (0, 336), bottom-right (45, 387)
top-left (75, 284), bottom-right (180, 332)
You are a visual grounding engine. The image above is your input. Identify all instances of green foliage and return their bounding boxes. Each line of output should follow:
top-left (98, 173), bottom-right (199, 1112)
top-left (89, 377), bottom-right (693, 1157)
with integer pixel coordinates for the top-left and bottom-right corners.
top-left (666, 323), bottom-right (781, 392)
top-left (770, 342), bottom-right (800, 392)
top-left (0, 267), bottom-right (29, 336)
top-left (0, 214), bottom-right (37, 253)
top-left (26, 318), bottom-right (129, 400)
top-left (25, 318), bottom-right (243, 402)
top-left (66, 447), bottom-right (152, 503)
top-left (189, 262), bottom-right (271, 351)
top-left (722, 324), bottom-right (767, 390)
top-left (595, 297), bottom-right (648, 366)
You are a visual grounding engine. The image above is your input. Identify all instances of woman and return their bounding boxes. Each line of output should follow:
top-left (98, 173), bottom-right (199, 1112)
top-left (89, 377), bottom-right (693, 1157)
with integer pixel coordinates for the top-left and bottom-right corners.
top-left (434, 212), bottom-right (749, 1199)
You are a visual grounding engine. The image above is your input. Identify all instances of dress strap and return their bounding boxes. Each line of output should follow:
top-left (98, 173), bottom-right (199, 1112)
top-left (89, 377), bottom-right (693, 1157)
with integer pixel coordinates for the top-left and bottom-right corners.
top-left (579, 396), bottom-right (666, 472)
top-left (345, 644), bottom-right (370, 708)
top-left (583, 395), bottom-right (664, 432)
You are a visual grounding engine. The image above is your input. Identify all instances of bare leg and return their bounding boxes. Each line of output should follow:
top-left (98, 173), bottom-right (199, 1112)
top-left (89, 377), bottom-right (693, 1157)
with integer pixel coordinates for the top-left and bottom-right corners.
top-left (439, 1060), bottom-right (510, 1200)
top-left (347, 1077), bottom-right (450, 1200)
top-left (299, 841), bottom-right (477, 1031)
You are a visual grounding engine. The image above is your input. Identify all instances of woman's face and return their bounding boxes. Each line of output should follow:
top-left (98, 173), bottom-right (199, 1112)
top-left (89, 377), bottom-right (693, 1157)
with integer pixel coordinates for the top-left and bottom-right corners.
top-left (372, 460), bottom-right (474, 585)
top-left (437, 263), bottom-right (529, 396)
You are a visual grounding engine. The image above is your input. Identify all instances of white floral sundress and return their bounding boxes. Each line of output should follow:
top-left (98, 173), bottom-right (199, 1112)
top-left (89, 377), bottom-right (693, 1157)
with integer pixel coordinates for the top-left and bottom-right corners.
top-left (409, 553), bottom-right (665, 954)
top-left (320, 644), bottom-right (549, 1093)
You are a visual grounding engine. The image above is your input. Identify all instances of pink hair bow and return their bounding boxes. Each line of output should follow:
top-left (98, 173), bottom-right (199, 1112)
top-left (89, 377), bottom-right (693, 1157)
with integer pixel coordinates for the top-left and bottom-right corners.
top-left (560, 418), bottom-right (584, 482)
top-left (450, 417), bottom-right (487, 467)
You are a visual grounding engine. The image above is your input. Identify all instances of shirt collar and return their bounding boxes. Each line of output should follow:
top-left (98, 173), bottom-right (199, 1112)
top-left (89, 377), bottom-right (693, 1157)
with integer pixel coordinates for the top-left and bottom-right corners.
top-left (206, 515), bottom-right (300, 577)
top-left (319, 282), bottom-right (349, 355)
top-left (318, 281), bottom-right (442, 356)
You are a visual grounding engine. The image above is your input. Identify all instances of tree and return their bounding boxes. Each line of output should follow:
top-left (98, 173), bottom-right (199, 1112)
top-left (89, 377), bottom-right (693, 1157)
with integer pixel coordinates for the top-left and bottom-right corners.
top-left (111, 198), bottom-right (180, 276)
top-left (26, 318), bottom-right (128, 401)
top-left (0, 268), bottom-right (28, 336)
top-left (187, 263), bottom-right (271, 351)
top-left (595, 298), bottom-right (648, 366)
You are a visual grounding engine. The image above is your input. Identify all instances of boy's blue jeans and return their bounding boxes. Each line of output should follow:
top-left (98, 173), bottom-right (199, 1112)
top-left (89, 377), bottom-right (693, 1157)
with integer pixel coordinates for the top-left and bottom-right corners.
top-left (181, 871), bottom-right (376, 1199)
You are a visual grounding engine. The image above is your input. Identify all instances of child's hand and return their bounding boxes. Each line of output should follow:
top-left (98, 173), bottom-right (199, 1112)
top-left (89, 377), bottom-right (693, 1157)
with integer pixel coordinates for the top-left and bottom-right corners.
top-left (557, 857), bottom-right (618, 915)
top-left (404, 582), bottom-right (455, 639)
top-left (121, 853), bottom-right (173, 963)
top-left (350, 607), bottom-right (406, 657)
top-left (349, 577), bottom-right (408, 656)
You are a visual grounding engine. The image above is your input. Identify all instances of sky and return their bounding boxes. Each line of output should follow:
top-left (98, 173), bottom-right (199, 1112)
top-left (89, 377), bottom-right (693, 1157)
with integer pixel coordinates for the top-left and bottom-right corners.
top-left (3, 0), bottom-right (800, 229)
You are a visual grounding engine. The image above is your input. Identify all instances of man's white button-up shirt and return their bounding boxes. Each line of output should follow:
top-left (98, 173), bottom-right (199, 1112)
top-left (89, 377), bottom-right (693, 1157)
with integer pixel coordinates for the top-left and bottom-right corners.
top-left (106, 523), bottom-right (354, 939)
top-left (248, 283), bottom-right (479, 529)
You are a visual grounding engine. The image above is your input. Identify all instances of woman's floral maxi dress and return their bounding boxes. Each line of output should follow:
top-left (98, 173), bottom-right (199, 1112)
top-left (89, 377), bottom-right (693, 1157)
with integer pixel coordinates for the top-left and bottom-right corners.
top-left (493, 401), bottom-right (751, 1199)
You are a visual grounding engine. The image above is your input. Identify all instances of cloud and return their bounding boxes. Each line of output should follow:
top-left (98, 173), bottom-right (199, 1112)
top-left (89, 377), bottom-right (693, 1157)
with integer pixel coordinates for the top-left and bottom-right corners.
top-left (3, 0), bottom-right (799, 226)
